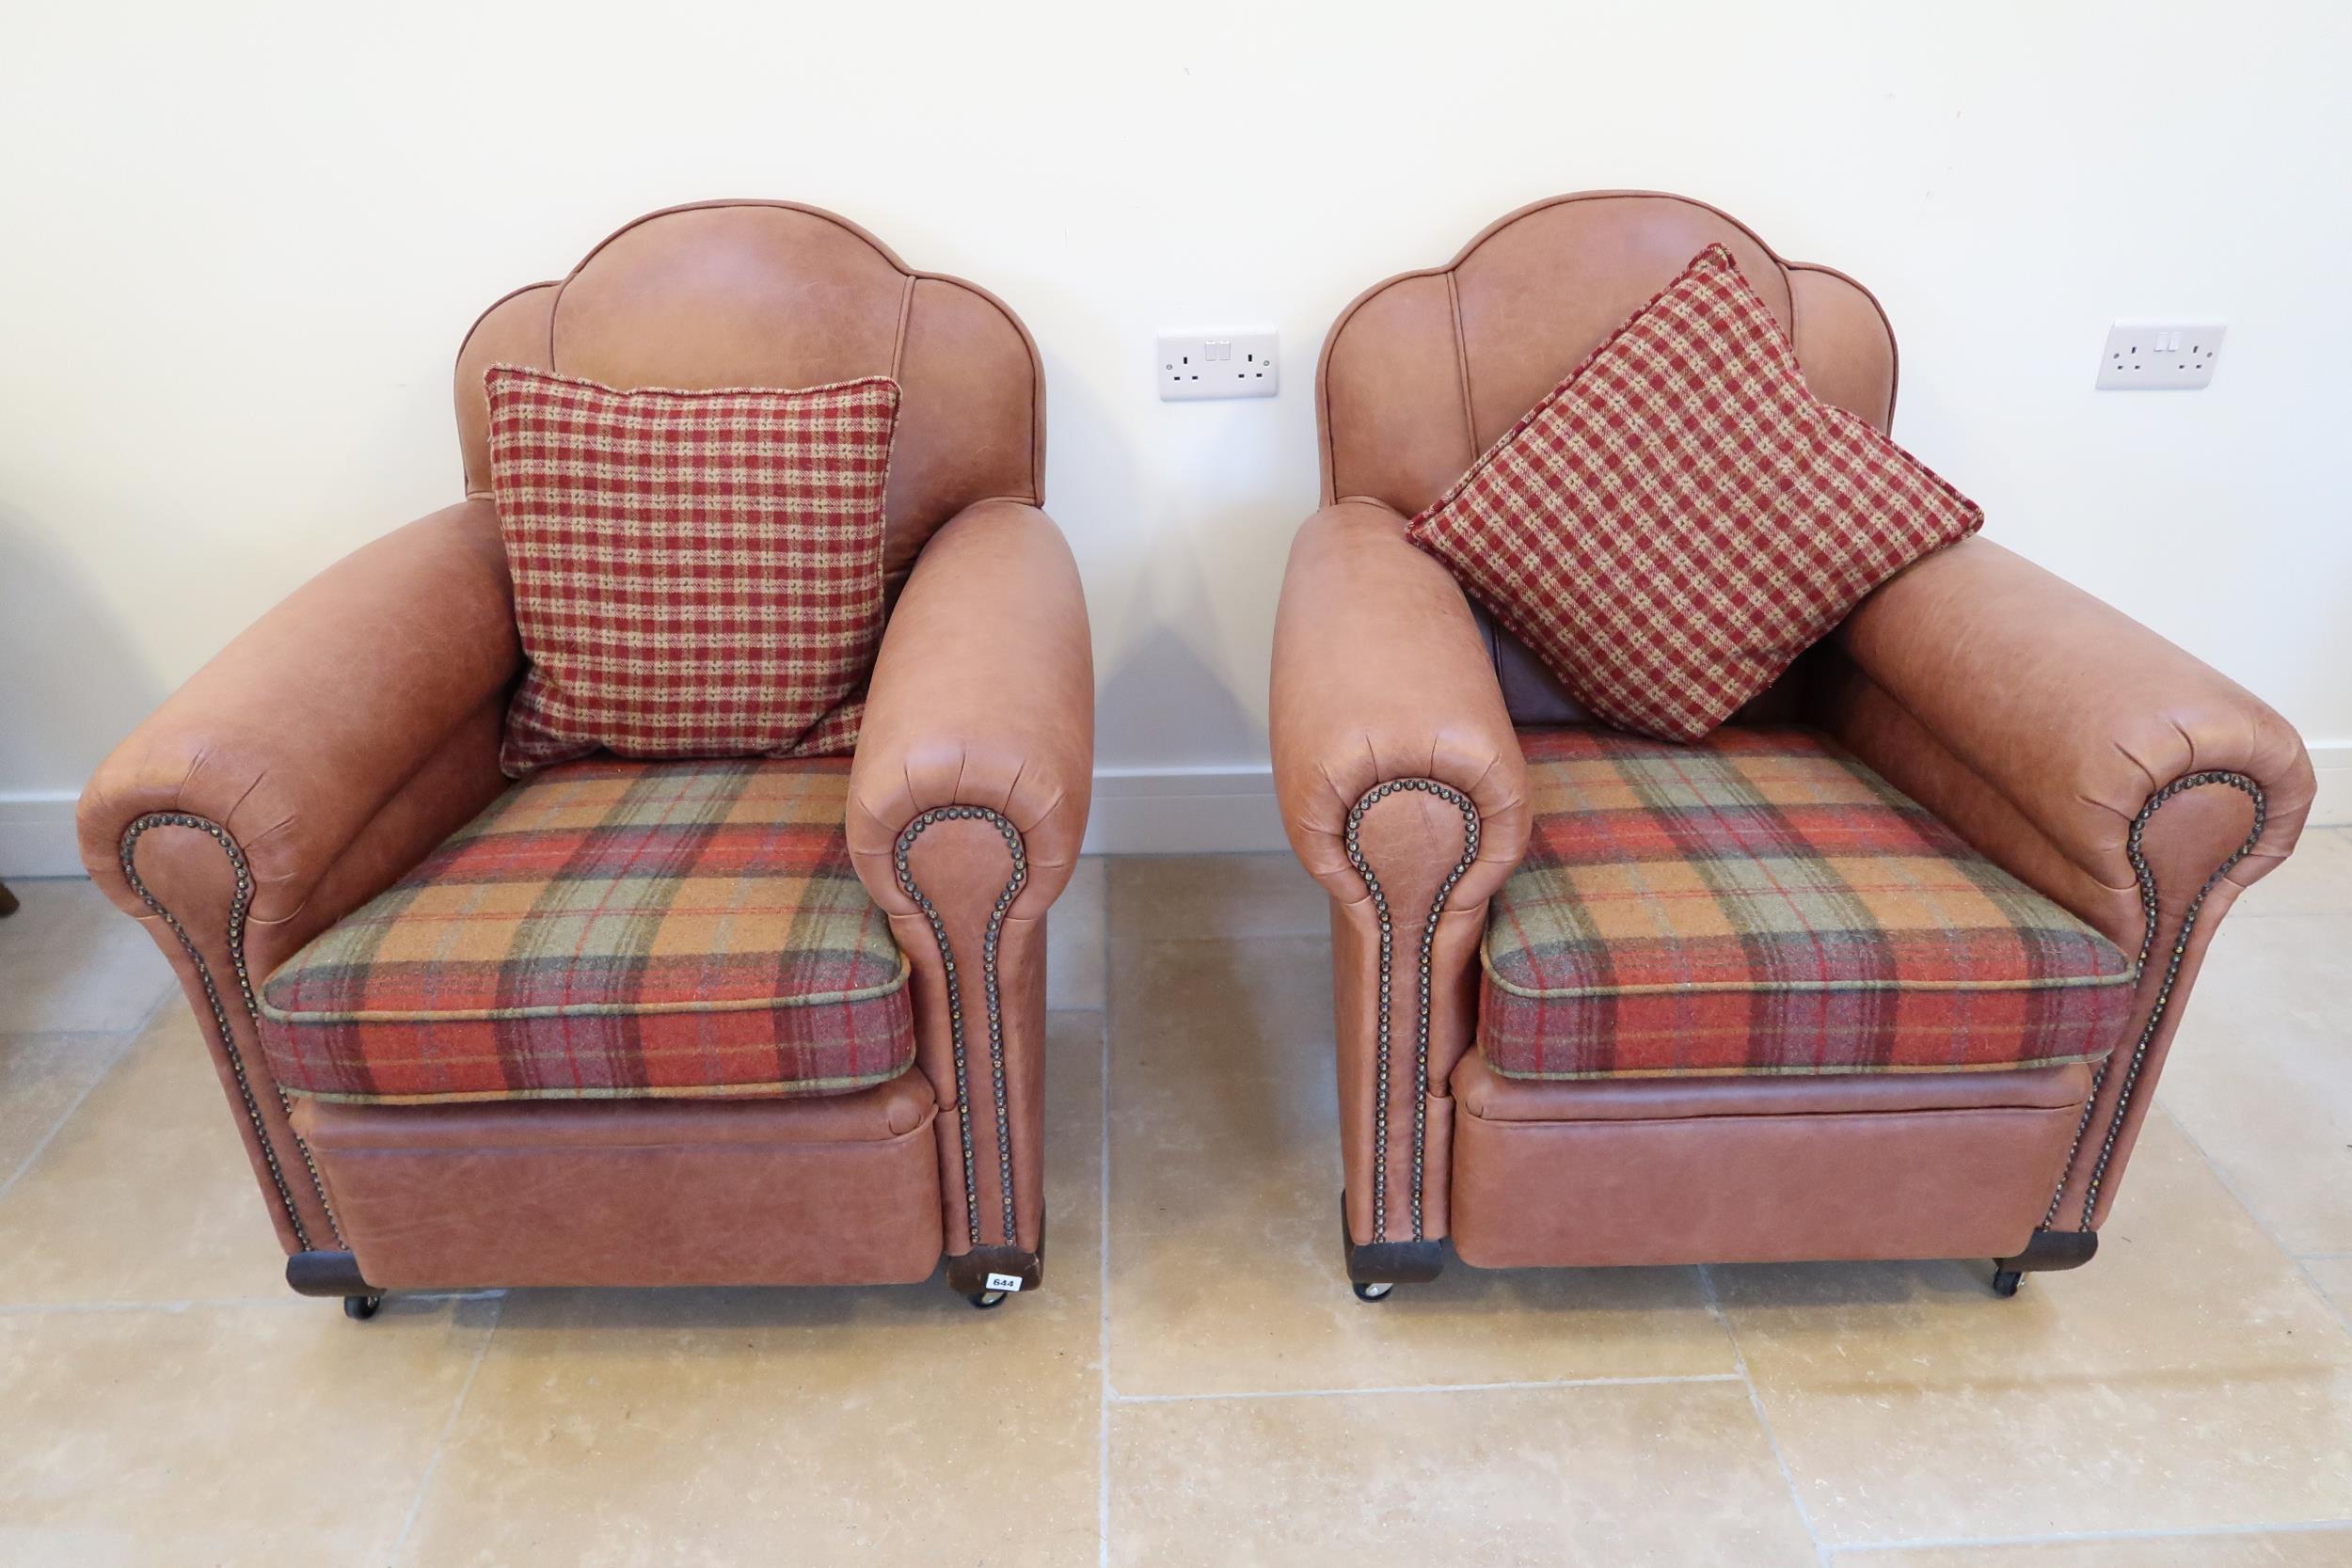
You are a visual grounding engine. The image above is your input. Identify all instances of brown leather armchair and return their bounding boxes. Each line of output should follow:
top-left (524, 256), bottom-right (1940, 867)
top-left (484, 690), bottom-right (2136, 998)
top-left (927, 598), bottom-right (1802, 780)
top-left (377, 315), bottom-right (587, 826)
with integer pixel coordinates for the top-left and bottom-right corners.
top-left (76, 201), bottom-right (1091, 1311)
top-left (1272, 192), bottom-right (2313, 1299)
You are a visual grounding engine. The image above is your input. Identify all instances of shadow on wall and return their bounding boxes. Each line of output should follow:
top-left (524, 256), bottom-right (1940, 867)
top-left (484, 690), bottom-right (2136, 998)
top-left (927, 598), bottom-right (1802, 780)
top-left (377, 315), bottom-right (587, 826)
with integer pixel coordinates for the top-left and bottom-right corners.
top-left (1034, 344), bottom-right (1305, 777)
top-left (0, 506), bottom-right (165, 802)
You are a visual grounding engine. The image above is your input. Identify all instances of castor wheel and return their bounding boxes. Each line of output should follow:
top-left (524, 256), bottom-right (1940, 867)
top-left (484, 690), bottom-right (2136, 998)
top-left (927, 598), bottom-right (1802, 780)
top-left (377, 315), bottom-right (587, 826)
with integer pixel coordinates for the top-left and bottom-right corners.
top-left (1990, 1269), bottom-right (2024, 1299)
top-left (966, 1290), bottom-right (1008, 1310)
top-left (1352, 1281), bottom-right (1395, 1303)
top-left (343, 1293), bottom-right (384, 1321)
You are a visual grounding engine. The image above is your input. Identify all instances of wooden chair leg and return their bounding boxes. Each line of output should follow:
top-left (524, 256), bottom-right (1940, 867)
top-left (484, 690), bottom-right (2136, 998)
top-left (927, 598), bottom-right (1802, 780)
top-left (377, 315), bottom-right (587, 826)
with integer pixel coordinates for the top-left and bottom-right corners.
top-left (0, 879), bottom-right (18, 918)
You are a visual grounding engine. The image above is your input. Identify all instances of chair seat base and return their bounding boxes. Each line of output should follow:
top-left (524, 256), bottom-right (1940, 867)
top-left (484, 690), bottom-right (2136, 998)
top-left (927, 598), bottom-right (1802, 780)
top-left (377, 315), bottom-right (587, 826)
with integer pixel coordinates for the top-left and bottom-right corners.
top-left (1445, 1054), bottom-right (2089, 1272)
top-left (288, 1076), bottom-right (949, 1291)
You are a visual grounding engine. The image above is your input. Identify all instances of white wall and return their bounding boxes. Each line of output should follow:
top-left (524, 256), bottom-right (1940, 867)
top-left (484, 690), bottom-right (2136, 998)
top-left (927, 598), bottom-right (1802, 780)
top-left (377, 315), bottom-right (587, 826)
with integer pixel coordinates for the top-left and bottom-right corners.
top-left (4, 0), bottom-right (2348, 870)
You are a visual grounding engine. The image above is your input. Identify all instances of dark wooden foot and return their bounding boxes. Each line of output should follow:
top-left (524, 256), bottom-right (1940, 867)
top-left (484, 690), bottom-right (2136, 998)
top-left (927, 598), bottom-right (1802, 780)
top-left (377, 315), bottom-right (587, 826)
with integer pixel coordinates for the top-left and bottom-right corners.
top-left (0, 879), bottom-right (18, 917)
top-left (946, 1241), bottom-right (1042, 1301)
top-left (1341, 1193), bottom-right (1444, 1292)
top-left (285, 1249), bottom-right (373, 1298)
top-left (1991, 1229), bottom-right (2097, 1296)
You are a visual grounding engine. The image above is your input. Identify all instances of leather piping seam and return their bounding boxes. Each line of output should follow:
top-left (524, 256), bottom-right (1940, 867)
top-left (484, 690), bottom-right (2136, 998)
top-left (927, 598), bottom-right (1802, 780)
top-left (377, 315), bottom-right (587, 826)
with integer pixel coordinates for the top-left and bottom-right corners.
top-left (1343, 779), bottom-right (1480, 1243)
top-left (117, 813), bottom-right (342, 1251)
top-left (893, 805), bottom-right (1025, 1251)
top-left (2042, 770), bottom-right (2266, 1231)
top-left (1445, 271), bottom-right (1477, 469)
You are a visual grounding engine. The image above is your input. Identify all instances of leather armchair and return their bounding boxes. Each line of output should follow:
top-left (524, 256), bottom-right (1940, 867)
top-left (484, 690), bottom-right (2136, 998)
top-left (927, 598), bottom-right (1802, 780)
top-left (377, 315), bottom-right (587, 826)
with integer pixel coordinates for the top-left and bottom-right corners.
top-left (1272, 191), bottom-right (2313, 1295)
top-left (77, 201), bottom-right (1091, 1307)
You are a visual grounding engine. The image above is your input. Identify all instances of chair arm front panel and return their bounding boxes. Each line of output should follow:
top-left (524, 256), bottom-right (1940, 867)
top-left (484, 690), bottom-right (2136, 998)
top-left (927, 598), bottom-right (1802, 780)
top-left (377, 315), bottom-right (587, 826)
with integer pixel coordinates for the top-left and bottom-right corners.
top-left (1819, 536), bottom-right (2314, 1232)
top-left (75, 499), bottom-right (523, 1256)
top-left (1270, 499), bottom-right (1532, 1249)
top-left (846, 499), bottom-right (1093, 1270)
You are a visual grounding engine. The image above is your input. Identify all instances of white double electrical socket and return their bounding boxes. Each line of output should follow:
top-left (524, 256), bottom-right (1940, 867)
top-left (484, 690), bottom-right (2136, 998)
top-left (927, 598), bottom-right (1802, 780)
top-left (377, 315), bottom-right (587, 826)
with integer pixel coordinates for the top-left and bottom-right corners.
top-left (1157, 330), bottom-right (1278, 401)
top-left (2096, 320), bottom-right (2225, 390)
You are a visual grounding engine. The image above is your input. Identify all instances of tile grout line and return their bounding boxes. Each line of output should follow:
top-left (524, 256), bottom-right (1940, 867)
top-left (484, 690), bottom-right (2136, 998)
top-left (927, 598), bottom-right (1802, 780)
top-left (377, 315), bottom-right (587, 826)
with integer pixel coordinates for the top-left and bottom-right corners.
top-left (0, 989), bottom-right (167, 1200)
top-left (382, 1291), bottom-right (506, 1567)
top-left (2159, 1102), bottom-right (2352, 1338)
top-left (1108, 1370), bottom-right (1747, 1406)
top-left (0, 1289), bottom-right (507, 1318)
top-left (1096, 870), bottom-right (1113, 1568)
top-left (1700, 1263), bottom-right (1832, 1568)
top-left (1833, 1515), bottom-right (2352, 1555)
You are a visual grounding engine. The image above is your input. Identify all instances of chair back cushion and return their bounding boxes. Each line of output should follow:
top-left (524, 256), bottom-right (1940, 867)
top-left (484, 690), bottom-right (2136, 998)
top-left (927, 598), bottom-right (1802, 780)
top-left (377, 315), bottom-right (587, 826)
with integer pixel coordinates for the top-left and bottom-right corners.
top-left (1406, 245), bottom-right (1979, 742)
top-left (1318, 192), bottom-right (1899, 723)
top-left (453, 201), bottom-right (1043, 589)
top-left (486, 366), bottom-right (899, 775)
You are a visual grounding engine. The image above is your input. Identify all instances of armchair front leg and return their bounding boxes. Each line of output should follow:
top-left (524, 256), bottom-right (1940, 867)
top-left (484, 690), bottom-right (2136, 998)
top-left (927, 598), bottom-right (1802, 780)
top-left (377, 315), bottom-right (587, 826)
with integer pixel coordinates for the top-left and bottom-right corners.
top-left (847, 499), bottom-right (1092, 1296)
top-left (1271, 500), bottom-right (1533, 1290)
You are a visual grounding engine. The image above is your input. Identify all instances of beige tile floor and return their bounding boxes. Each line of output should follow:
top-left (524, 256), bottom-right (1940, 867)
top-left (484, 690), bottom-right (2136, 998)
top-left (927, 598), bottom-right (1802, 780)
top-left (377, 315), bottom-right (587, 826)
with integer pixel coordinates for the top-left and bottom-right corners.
top-left (0, 839), bottom-right (2348, 1566)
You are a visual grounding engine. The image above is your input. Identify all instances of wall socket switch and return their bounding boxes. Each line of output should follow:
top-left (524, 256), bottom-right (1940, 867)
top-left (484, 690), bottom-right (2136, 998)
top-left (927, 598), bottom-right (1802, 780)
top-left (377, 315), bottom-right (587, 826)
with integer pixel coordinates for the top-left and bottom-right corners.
top-left (1157, 330), bottom-right (1278, 401)
top-left (2096, 320), bottom-right (2225, 390)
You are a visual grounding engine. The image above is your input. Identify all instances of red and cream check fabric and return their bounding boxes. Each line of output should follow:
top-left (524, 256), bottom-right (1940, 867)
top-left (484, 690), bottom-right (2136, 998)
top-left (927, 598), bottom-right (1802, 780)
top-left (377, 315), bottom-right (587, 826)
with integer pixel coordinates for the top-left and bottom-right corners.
top-left (486, 366), bottom-right (900, 777)
top-left (1479, 728), bottom-right (2135, 1079)
top-left (256, 756), bottom-right (914, 1104)
top-left (1407, 245), bottom-right (1981, 742)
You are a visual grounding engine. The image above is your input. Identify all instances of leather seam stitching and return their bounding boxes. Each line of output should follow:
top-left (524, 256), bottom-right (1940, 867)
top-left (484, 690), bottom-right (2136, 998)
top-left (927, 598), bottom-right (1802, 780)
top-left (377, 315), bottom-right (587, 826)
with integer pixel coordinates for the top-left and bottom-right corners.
top-left (1446, 271), bottom-right (1477, 473)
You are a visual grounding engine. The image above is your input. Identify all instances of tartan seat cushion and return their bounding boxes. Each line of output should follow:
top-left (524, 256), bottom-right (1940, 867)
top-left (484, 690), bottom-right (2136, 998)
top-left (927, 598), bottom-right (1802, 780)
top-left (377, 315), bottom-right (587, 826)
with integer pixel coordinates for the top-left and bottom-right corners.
top-left (257, 757), bottom-right (915, 1104)
top-left (1480, 727), bottom-right (2137, 1079)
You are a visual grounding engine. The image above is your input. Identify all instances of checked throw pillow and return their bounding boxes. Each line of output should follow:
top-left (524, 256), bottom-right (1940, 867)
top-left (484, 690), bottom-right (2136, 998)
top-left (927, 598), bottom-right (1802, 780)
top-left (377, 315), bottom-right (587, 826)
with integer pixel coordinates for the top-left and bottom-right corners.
top-left (486, 366), bottom-right (900, 777)
top-left (1406, 244), bottom-right (1981, 742)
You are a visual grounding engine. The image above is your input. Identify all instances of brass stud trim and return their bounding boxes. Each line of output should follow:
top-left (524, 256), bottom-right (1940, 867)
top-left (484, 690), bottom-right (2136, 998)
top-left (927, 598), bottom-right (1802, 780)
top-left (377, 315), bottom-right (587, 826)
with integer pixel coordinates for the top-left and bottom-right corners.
top-left (117, 812), bottom-right (342, 1251)
top-left (2042, 770), bottom-right (2266, 1232)
top-left (893, 805), bottom-right (1025, 1250)
top-left (1343, 779), bottom-right (1480, 1243)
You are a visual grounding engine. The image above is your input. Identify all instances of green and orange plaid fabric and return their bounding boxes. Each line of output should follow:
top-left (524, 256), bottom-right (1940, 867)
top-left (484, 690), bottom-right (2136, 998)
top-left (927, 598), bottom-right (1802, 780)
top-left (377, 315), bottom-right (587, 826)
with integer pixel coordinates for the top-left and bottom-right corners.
top-left (258, 757), bottom-right (914, 1104)
top-left (1480, 727), bottom-right (2137, 1079)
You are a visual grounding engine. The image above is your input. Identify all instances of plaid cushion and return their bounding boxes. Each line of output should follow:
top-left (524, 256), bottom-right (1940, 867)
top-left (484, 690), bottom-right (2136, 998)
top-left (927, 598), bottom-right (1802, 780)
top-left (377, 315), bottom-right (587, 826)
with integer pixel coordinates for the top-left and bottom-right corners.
top-left (1481, 728), bottom-right (2136, 1079)
top-left (257, 757), bottom-right (914, 1104)
top-left (1407, 245), bottom-right (1981, 742)
top-left (488, 366), bottom-right (900, 777)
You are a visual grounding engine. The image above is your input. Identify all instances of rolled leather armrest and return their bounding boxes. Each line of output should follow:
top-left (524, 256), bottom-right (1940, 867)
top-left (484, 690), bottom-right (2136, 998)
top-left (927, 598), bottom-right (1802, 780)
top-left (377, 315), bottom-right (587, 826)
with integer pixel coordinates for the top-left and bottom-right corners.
top-left (1821, 534), bottom-right (2316, 1235)
top-left (845, 499), bottom-right (1093, 915)
top-left (1823, 536), bottom-right (2313, 944)
top-left (1271, 499), bottom-right (1531, 1251)
top-left (74, 497), bottom-right (521, 1259)
top-left (1271, 499), bottom-right (1531, 906)
top-left (78, 498), bottom-right (522, 943)
top-left (845, 499), bottom-right (1092, 1267)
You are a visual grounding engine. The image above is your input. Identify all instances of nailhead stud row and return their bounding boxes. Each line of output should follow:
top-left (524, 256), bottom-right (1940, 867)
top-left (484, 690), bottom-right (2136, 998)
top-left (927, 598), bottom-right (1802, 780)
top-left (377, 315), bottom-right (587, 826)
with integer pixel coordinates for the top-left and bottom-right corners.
top-left (894, 805), bottom-right (1027, 1250)
top-left (1343, 779), bottom-right (1480, 1244)
top-left (118, 813), bottom-right (342, 1251)
top-left (2041, 770), bottom-right (2266, 1232)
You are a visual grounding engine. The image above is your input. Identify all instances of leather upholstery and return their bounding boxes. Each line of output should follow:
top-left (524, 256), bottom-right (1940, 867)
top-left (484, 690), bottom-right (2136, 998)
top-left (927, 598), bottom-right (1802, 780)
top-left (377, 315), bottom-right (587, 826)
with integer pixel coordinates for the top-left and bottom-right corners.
top-left (293, 1075), bottom-right (944, 1288)
top-left (455, 200), bottom-right (1045, 589)
top-left (1277, 190), bottom-right (2312, 1270)
top-left (1449, 1052), bottom-right (2085, 1268)
top-left (77, 201), bottom-right (1088, 1292)
top-left (847, 498), bottom-right (1093, 1256)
